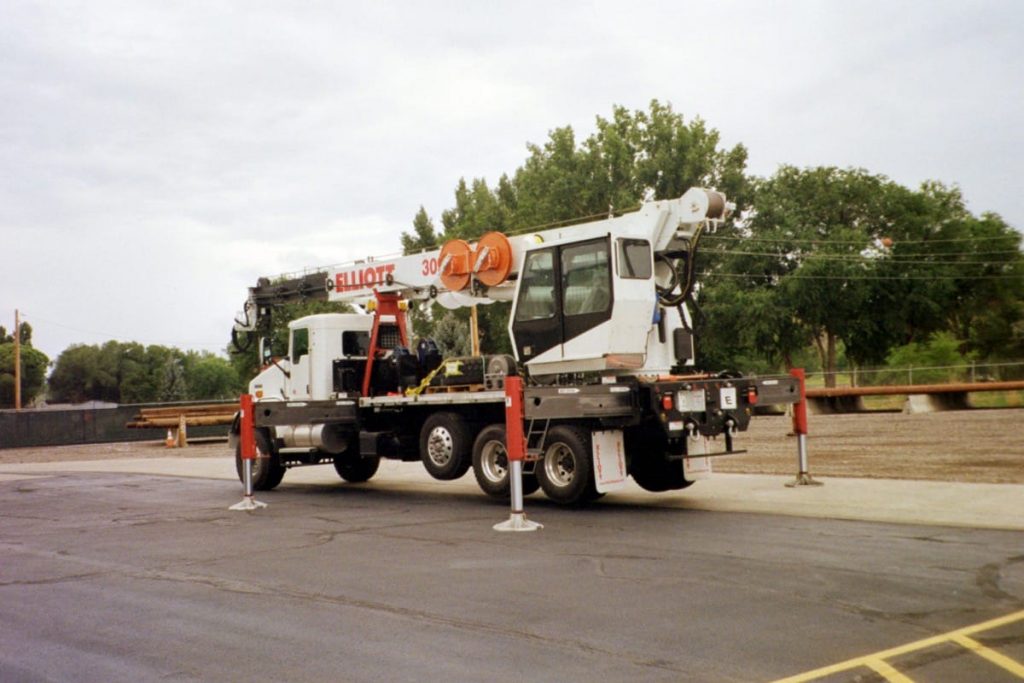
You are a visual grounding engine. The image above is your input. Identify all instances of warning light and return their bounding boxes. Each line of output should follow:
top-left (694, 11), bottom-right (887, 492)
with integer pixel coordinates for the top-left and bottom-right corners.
top-left (661, 394), bottom-right (674, 410)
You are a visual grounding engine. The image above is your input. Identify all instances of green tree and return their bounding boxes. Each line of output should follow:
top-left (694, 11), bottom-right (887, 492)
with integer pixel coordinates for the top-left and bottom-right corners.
top-left (48, 345), bottom-right (103, 403)
top-left (877, 332), bottom-right (977, 385)
top-left (697, 168), bottom-right (1023, 383)
top-left (0, 321), bottom-right (49, 407)
top-left (159, 356), bottom-right (187, 402)
top-left (700, 168), bottom-right (933, 384)
top-left (185, 353), bottom-right (242, 400)
top-left (0, 343), bottom-right (49, 407)
top-left (401, 208), bottom-right (443, 341)
top-left (431, 312), bottom-right (472, 357)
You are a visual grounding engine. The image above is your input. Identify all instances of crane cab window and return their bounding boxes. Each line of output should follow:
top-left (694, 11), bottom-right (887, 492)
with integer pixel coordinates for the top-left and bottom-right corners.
top-left (562, 240), bottom-right (611, 316)
top-left (617, 239), bottom-right (652, 279)
top-left (291, 328), bottom-right (309, 363)
top-left (342, 331), bottom-right (370, 358)
top-left (514, 249), bottom-right (556, 322)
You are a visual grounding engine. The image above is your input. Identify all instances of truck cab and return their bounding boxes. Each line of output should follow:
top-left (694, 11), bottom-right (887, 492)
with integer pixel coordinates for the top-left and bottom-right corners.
top-left (250, 314), bottom-right (372, 402)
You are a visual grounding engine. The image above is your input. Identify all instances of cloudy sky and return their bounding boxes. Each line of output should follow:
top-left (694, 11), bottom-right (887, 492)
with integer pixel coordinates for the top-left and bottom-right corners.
top-left (2, 0), bottom-right (1021, 362)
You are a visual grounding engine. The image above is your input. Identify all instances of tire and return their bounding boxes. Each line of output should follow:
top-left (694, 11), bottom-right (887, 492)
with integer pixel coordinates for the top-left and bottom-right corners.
top-left (631, 456), bottom-right (693, 492)
top-left (333, 454), bottom-right (381, 483)
top-left (627, 427), bottom-right (693, 493)
top-left (472, 424), bottom-right (540, 500)
top-left (235, 428), bottom-right (286, 491)
top-left (536, 425), bottom-right (596, 505)
top-left (626, 456), bottom-right (667, 493)
top-left (419, 412), bottom-right (473, 480)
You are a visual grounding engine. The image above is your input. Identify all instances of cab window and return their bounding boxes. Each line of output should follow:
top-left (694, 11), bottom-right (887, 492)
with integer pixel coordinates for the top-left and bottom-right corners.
top-left (514, 249), bottom-right (556, 321)
top-left (617, 239), bottom-right (652, 279)
top-left (291, 328), bottom-right (309, 363)
top-left (562, 240), bottom-right (611, 316)
top-left (342, 331), bottom-right (370, 357)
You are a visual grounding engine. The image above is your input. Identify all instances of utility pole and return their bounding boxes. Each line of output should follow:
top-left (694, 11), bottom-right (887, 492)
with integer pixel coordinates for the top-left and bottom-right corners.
top-left (13, 309), bottom-right (21, 410)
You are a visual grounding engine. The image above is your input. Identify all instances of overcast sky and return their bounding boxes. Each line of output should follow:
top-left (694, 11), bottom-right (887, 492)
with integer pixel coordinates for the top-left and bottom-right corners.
top-left (2, 0), bottom-right (1022, 362)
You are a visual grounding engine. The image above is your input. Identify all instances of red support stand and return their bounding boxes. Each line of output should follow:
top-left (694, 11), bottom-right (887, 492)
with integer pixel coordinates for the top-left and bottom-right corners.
top-left (494, 376), bottom-right (542, 531)
top-left (362, 291), bottom-right (410, 398)
top-left (230, 393), bottom-right (268, 510)
top-left (786, 368), bottom-right (822, 487)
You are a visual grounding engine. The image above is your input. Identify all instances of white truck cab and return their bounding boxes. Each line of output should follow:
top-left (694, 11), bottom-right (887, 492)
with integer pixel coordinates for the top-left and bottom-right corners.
top-left (250, 314), bottom-right (372, 402)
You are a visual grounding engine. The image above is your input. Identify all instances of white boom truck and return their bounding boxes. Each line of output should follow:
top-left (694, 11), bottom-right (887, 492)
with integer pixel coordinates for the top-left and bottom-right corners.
top-left (229, 188), bottom-right (799, 505)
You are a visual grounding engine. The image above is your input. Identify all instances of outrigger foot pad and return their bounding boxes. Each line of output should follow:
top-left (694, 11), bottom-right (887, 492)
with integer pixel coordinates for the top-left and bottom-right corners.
top-left (785, 473), bottom-right (824, 488)
top-left (493, 512), bottom-right (543, 532)
top-left (229, 496), bottom-right (269, 511)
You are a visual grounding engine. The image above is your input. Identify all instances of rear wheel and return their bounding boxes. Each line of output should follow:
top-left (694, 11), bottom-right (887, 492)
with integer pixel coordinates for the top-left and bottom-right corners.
top-left (419, 412), bottom-right (473, 480)
top-left (536, 425), bottom-right (596, 505)
top-left (333, 454), bottom-right (381, 483)
top-left (627, 426), bottom-right (693, 492)
top-left (235, 428), bottom-right (286, 491)
top-left (472, 424), bottom-right (539, 499)
top-left (631, 456), bottom-right (693, 492)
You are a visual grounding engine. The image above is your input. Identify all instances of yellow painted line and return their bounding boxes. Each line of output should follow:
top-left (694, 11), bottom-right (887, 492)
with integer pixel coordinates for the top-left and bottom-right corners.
top-left (865, 657), bottom-right (915, 683)
top-left (950, 633), bottom-right (1024, 677)
top-left (773, 609), bottom-right (1024, 683)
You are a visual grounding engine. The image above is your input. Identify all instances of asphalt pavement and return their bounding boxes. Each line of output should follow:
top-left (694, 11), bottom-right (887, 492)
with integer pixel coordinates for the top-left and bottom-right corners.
top-left (1, 455), bottom-right (1022, 682)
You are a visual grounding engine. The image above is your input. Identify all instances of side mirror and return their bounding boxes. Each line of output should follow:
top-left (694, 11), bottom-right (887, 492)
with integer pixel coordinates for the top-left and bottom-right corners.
top-left (262, 344), bottom-right (273, 361)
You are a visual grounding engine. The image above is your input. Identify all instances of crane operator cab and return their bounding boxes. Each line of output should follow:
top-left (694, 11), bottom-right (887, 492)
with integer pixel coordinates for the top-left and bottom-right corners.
top-left (509, 234), bottom-right (690, 377)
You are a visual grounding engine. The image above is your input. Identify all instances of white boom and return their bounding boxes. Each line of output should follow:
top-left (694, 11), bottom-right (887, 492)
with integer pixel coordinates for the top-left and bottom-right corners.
top-left (234, 188), bottom-right (729, 376)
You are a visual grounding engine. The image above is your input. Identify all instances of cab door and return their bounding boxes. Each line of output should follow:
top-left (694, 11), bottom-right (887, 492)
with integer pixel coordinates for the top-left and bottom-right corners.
top-left (289, 326), bottom-right (311, 399)
top-left (510, 237), bottom-right (614, 363)
top-left (510, 247), bottom-right (561, 362)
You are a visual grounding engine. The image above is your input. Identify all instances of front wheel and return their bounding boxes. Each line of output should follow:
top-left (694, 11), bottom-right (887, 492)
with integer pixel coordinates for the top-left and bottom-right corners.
top-left (234, 428), bottom-right (286, 491)
top-left (536, 425), bottom-right (596, 505)
top-left (472, 424), bottom-right (540, 500)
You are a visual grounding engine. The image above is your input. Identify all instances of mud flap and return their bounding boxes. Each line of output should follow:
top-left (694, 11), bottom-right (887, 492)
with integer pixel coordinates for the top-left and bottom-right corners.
top-left (683, 434), bottom-right (712, 480)
top-left (592, 429), bottom-right (628, 493)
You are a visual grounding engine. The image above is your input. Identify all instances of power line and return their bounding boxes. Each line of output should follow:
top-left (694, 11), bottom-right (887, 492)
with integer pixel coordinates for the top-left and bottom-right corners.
top-left (698, 271), bottom-right (1021, 281)
top-left (702, 234), bottom-right (1022, 246)
top-left (702, 249), bottom-right (1024, 265)
top-left (19, 312), bottom-right (226, 350)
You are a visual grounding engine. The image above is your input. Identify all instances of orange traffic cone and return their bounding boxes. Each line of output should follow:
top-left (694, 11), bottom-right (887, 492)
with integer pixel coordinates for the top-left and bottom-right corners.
top-left (165, 429), bottom-right (175, 448)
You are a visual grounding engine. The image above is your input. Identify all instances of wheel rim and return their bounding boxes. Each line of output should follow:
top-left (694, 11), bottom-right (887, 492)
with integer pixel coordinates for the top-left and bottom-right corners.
top-left (543, 442), bottom-right (576, 487)
top-left (427, 426), bottom-right (454, 466)
top-left (253, 443), bottom-right (269, 477)
top-left (479, 440), bottom-right (508, 484)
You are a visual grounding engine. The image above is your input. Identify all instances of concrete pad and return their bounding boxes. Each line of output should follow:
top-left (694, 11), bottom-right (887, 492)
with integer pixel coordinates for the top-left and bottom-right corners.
top-left (903, 392), bottom-right (971, 413)
top-left (2, 456), bottom-right (1022, 531)
top-left (0, 473), bottom-right (49, 482)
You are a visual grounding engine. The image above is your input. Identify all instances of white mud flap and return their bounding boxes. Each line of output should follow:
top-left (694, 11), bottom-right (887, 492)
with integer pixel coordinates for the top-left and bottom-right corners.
top-left (592, 429), bottom-right (628, 493)
top-left (683, 434), bottom-right (712, 480)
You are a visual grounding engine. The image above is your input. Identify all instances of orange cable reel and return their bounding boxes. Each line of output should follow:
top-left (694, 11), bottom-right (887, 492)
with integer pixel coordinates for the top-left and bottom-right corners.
top-left (473, 232), bottom-right (514, 287)
top-left (438, 238), bottom-right (473, 291)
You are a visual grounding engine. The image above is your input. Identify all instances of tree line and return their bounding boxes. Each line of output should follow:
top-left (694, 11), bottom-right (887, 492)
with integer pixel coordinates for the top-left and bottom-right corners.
top-left (1, 335), bottom-right (244, 408)
top-left (45, 342), bottom-right (242, 405)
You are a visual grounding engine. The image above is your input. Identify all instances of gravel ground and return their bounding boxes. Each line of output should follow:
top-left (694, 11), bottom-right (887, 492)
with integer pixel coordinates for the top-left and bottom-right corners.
top-left (715, 407), bottom-right (1024, 484)
top-left (2, 408), bottom-right (1022, 483)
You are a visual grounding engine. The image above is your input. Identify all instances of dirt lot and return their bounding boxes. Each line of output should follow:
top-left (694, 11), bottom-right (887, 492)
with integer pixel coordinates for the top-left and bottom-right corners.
top-left (1, 408), bottom-right (1022, 484)
top-left (715, 407), bottom-right (1024, 484)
